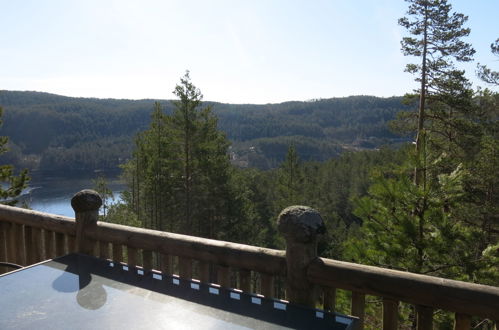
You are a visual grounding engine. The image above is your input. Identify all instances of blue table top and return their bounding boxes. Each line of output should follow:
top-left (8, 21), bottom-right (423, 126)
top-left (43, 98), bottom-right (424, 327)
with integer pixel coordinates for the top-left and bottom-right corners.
top-left (0, 253), bottom-right (357, 329)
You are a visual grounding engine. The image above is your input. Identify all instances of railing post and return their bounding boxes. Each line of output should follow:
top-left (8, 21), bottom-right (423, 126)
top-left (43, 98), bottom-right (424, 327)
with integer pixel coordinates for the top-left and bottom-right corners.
top-left (277, 205), bottom-right (325, 308)
top-left (71, 189), bottom-right (102, 255)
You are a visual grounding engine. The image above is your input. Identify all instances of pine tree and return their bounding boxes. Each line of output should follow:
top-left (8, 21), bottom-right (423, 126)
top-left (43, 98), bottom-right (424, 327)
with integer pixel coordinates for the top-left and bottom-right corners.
top-left (477, 38), bottom-right (499, 86)
top-left (167, 71), bottom-right (233, 237)
top-left (353, 0), bottom-right (498, 291)
top-left (93, 175), bottom-right (114, 217)
top-left (351, 157), bottom-right (466, 275)
top-left (123, 72), bottom-right (234, 239)
top-left (275, 144), bottom-right (304, 210)
top-left (123, 102), bottom-right (174, 231)
top-left (399, 0), bottom-right (475, 186)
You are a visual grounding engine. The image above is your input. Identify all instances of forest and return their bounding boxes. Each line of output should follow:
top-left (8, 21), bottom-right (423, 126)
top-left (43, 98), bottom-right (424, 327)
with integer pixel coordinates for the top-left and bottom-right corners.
top-left (0, 0), bottom-right (497, 328)
top-left (0, 90), bottom-right (407, 171)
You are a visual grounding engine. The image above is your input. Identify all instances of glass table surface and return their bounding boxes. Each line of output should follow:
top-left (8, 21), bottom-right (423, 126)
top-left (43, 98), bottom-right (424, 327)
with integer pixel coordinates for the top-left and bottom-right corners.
top-left (0, 253), bottom-right (357, 329)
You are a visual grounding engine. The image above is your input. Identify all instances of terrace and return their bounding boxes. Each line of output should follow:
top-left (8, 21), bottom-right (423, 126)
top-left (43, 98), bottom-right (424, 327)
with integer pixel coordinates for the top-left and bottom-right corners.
top-left (0, 189), bottom-right (498, 329)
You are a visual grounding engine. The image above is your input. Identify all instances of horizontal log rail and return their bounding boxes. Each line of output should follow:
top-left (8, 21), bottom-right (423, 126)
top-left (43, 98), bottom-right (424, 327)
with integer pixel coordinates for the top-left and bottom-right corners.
top-left (0, 205), bottom-right (75, 235)
top-left (1, 195), bottom-right (498, 329)
top-left (85, 222), bottom-right (286, 275)
top-left (308, 257), bottom-right (499, 321)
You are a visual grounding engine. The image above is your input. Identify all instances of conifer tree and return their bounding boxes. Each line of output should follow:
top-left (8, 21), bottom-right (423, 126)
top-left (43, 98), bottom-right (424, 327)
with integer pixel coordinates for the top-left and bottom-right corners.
top-left (352, 0), bottom-right (498, 289)
top-left (167, 71), bottom-right (232, 237)
top-left (276, 144), bottom-right (304, 209)
top-left (123, 72), bottom-right (233, 239)
top-left (477, 38), bottom-right (499, 86)
top-left (399, 0), bottom-right (474, 186)
top-left (93, 175), bottom-right (114, 217)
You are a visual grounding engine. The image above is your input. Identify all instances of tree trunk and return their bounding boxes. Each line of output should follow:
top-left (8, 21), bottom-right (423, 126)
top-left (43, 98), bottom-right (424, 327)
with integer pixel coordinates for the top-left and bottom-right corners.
top-left (414, 3), bottom-right (429, 188)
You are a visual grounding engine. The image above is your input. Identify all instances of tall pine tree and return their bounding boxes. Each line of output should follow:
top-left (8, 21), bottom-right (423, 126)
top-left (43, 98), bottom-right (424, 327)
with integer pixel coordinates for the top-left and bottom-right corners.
top-left (275, 144), bottom-right (304, 210)
top-left (122, 72), bottom-right (235, 239)
top-left (399, 0), bottom-right (474, 186)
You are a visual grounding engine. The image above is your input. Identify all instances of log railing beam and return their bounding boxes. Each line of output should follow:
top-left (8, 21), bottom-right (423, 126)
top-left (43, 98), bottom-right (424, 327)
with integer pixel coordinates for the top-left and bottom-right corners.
top-left (85, 222), bottom-right (286, 276)
top-left (308, 257), bottom-right (499, 320)
top-left (0, 204), bottom-right (75, 235)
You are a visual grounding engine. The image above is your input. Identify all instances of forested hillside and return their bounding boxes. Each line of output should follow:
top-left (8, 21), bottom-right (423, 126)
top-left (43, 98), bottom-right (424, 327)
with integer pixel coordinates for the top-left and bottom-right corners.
top-left (0, 91), bottom-right (408, 171)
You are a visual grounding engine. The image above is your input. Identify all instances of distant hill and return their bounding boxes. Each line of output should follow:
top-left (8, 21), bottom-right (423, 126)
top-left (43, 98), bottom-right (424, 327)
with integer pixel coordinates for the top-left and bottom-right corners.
top-left (0, 91), bottom-right (410, 171)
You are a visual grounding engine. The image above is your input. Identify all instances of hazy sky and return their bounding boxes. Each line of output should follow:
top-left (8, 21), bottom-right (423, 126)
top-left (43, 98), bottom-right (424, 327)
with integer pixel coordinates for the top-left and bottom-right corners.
top-left (1, 0), bottom-right (497, 104)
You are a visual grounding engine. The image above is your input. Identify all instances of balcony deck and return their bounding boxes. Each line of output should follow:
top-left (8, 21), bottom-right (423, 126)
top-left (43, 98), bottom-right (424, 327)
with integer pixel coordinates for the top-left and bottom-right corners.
top-left (0, 190), bottom-right (498, 330)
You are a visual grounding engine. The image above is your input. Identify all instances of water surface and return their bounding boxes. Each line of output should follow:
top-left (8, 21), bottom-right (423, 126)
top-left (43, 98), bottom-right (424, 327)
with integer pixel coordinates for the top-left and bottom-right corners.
top-left (19, 172), bottom-right (125, 217)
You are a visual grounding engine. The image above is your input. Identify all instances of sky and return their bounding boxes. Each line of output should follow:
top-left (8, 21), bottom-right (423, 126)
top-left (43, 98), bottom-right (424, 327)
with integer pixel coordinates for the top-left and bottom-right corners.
top-left (0, 0), bottom-right (497, 104)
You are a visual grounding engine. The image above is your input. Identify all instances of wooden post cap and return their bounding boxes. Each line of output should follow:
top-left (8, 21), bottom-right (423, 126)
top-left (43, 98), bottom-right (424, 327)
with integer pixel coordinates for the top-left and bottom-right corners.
top-left (277, 205), bottom-right (325, 243)
top-left (71, 190), bottom-right (102, 213)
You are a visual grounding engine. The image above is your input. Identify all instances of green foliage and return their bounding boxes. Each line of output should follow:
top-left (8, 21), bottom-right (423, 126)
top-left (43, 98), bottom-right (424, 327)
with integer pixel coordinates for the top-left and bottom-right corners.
top-left (104, 202), bottom-right (142, 228)
top-left (92, 175), bottom-right (114, 217)
top-left (350, 157), bottom-right (467, 274)
top-left (399, 0), bottom-right (474, 88)
top-left (399, 0), bottom-right (474, 187)
top-left (347, 4), bottom-right (498, 327)
top-left (477, 38), bottom-right (499, 86)
top-left (122, 72), bottom-right (241, 240)
top-left (0, 106), bottom-right (29, 205)
top-left (275, 145), bottom-right (305, 209)
top-left (0, 91), bottom-right (409, 171)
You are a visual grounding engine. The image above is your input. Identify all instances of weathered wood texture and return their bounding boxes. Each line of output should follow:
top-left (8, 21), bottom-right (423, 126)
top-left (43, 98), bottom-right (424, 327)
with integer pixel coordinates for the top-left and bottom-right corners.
top-left (99, 241), bottom-right (109, 259)
top-left (1, 203), bottom-right (499, 324)
top-left (382, 298), bottom-right (398, 330)
top-left (0, 222), bottom-right (7, 274)
top-left (351, 292), bottom-right (365, 330)
top-left (179, 257), bottom-right (192, 279)
top-left (112, 243), bottom-right (123, 263)
top-left (68, 234), bottom-right (77, 254)
top-left (55, 232), bottom-right (65, 256)
top-left (16, 224), bottom-right (26, 265)
top-left (85, 222), bottom-right (286, 276)
top-left (160, 254), bottom-right (172, 275)
top-left (75, 212), bottom-right (96, 255)
top-left (416, 305), bottom-right (433, 330)
top-left (218, 265), bottom-right (231, 288)
top-left (199, 261), bottom-right (210, 283)
top-left (44, 230), bottom-right (55, 259)
top-left (127, 247), bottom-right (137, 267)
top-left (323, 286), bottom-right (336, 312)
top-left (23, 226), bottom-right (33, 264)
top-left (0, 204), bottom-right (75, 235)
top-left (239, 269), bottom-right (251, 293)
top-left (142, 250), bottom-right (153, 270)
top-left (278, 206), bottom-right (324, 308)
top-left (31, 227), bottom-right (43, 263)
top-left (72, 190), bottom-right (101, 256)
top-left (453, 313), bottom-right (471, 330)
top-left (308, 257), bottom-right (499, 320)
top-left (5, 223), bottom-right (15, 263)
top-left (261, 273), bottom-right (274, 298)
top-left (0, 222), bottom-right (7, 264)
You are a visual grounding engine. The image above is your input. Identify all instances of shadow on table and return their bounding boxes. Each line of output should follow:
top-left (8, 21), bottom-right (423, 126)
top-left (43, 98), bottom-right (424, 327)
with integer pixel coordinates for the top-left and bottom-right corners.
top-left (52, 257), bottom-right (107, 310)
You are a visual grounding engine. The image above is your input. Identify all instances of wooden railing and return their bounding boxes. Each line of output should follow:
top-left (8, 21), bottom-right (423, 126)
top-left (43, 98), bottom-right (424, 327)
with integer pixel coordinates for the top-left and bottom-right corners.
top-left (0, 189), bottom-right (498, 330)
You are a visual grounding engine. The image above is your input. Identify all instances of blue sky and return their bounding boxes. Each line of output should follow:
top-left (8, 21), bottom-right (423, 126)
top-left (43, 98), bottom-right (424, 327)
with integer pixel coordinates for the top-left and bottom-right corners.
top-left (0, 0), bottom-right (497, 104)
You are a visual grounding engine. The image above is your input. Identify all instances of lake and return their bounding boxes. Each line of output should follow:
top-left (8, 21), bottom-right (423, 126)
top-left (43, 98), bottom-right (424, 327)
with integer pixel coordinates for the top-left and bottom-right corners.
top-left (18, 172), bottom-right (126, 218)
